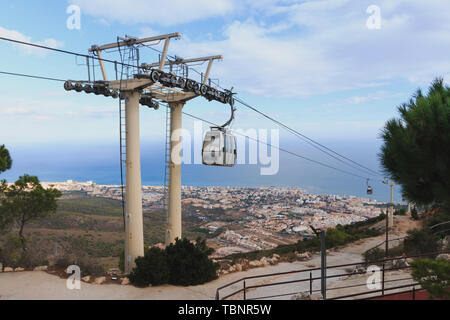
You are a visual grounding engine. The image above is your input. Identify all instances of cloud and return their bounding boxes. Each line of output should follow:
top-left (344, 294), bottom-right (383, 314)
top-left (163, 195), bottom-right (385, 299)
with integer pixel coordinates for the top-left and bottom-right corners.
top-left (0, 26), bottom-right (63, 57)
top-left (67, 106), bottom-right (116, 119)
top-left (324, 91), bottom-right (407, 108)
top-left (69, 0), bottom-right (235, 26)
top-left (165, 0), bottom-right (450, 98)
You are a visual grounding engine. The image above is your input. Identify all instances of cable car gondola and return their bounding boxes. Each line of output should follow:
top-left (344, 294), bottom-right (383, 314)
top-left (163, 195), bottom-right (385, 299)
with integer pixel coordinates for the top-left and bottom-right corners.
top-left (202, 128), bottom-right (236, 166)
top-left (202, 92), bottom-right (237, 167)
top-left (366, 179), bottom-right (373, 195)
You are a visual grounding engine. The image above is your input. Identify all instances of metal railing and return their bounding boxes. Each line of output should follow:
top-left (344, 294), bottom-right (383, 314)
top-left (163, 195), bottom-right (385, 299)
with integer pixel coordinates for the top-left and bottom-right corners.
top-left (215, 250), bottom-right (449, 300)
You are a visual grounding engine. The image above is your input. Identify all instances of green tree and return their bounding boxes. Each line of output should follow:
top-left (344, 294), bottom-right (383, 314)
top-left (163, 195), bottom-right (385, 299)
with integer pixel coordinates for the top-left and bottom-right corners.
top-left (380, 78), bottom-right (450, 207)
top-left (0, 144), bottom-right (12, 174)
top-left (411, 258), bottom-right (450, 299)
top-left (0, 175), bottom-right (61, 252)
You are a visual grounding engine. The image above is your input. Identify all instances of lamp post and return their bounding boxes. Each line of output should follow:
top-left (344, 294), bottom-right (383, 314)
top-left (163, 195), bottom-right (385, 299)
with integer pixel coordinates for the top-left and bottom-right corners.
top-left (383, 179), bottom-right (395, 227)
top-left (310, 226), bottom-right (326, 300)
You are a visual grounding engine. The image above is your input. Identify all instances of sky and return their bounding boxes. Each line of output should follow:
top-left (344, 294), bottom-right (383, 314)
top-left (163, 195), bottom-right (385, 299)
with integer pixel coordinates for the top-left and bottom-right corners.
top-left (0, 0), bottom-right (449, 201)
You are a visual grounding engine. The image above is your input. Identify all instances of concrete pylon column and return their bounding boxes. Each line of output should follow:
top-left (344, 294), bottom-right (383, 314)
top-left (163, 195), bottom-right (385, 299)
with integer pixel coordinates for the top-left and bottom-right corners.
top-left (124, 90), bottom-right (144, 274)
top-left (166, 101), bottom-right (184, 245)
top-left (388, 206), bottom-right (394, 228)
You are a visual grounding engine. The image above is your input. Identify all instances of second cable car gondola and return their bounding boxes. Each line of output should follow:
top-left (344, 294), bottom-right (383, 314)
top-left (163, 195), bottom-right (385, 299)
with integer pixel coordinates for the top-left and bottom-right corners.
top-left (366, 179), bottom-right (373, 195)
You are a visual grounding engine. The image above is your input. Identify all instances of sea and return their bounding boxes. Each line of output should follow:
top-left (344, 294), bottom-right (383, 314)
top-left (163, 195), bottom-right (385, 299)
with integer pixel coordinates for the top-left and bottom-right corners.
top-left (1, 139), bottom-right (402, 203)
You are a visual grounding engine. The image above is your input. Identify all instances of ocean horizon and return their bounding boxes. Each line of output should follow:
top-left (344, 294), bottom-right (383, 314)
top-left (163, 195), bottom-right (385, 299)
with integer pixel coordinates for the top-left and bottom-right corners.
top-left (1, 139), bottom-right (402, 203)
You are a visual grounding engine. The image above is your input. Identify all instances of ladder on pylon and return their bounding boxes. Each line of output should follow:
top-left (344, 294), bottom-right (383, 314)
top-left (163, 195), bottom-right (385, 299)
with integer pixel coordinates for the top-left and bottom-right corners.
top-left (163, 105), bottom-right (171, 242)
top-left (119, 95), bottom-right (127, 230)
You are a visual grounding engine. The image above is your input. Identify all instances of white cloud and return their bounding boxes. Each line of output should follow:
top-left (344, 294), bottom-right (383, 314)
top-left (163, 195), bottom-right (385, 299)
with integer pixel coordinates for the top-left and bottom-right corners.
top-left (165, 0), bottom-right (450, 97)
top-left (69, 0), bottom-right (235, 26)
top-left (60, 0), bottom-right (450, 98)
top-left (67, 106), bottom-right (116, 119)
top-left (0, 27), bottom-right (63, 57)
top-left (324, 91), bottom-right (406, 108)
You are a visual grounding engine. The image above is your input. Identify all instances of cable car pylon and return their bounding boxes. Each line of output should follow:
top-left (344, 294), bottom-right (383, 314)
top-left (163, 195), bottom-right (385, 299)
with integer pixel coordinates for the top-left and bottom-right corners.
top-left (63, 33), bottom-right (235, 273)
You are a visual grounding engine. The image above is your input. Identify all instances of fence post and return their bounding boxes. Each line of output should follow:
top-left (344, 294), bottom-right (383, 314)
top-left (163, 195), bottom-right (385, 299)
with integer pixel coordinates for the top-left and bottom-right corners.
top-left (215, 289), bottom-right (219, 300)
top-left (412, 286), bottom-right (416, 300)
top-left (382, 262), bottom-right (385, 296)
top-left (310, 272), bottom-right (313, 295)
top-left (320, 230), bottom-right (327, 300)
top-left (243, 281), bottom-right (247, 300)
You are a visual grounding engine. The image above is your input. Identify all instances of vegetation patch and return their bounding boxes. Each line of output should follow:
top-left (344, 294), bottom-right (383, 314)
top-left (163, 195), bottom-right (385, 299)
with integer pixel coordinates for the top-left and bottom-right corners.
top-left (129, 238), bottom-right (218, 287)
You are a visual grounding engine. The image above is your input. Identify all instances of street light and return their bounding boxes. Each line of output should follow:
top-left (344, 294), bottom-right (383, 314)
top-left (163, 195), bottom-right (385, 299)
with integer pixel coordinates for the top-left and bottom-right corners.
top-left (310, 226), bottom-right (326, 300)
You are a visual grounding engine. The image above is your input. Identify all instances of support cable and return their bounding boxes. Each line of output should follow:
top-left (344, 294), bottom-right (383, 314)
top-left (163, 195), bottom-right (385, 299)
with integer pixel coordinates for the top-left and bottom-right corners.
top-left (138, 42), bottom-right (383, 178)
top-left (0, 70), bottom-right (65, 82)
top-left (234, 97), bottom-right (383, 178)
top-left (0, 70), bottom-right (379, 182)
top-left (0, 36), bottom-right (143, 72)
top-left (159, 103), bottom-right (371, 181)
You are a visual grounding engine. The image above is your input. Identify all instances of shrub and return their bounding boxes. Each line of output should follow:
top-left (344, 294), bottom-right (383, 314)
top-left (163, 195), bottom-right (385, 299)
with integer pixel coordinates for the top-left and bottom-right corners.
top-left (0, 234), bottom-right (23, 268)
top-left (128, 238), bottom-right (218, 287)
top-left (166, 238), bottom-right (218, 286)
top-left (129, 247), bottom-right (169, 287)
top-left (326, 227), bottom-right (355, 248)
top-left (386, 244), bottom-right (405, 258)
top-left (411, 207), bottom-right (420, 220)
top-left (411, 258), bottom-right (450, 299)
top-left (55, 254), bottom-right (104, 276)
top-left (363, 247), bottom-right (385, 265)
top-left (404, 229), bottom-right (440, 256)
top-left (394, 208), bottom-right (407, 216)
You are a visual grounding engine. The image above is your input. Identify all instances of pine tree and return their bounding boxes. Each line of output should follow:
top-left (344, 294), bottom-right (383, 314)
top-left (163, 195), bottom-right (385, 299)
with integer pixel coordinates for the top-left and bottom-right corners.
top-left (380, 78), bottom-right (450, 207)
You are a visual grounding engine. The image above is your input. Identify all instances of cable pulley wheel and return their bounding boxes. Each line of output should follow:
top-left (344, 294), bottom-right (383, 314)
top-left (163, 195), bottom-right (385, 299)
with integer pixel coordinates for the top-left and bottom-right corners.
top-left (193, 82), bottom-right (200, 94)
top-left (177, 77), bottom-right (186, 88)
top-left (150, 70), bottom-right (161, 83)
top-left (64, 81), bottom-right (73, 91)
top-left (83, 84), bottom-right (93, 94)
top-left (186, 79), bottom-right (194, 91)
top-left (74, 83), bottom-right (83, 92)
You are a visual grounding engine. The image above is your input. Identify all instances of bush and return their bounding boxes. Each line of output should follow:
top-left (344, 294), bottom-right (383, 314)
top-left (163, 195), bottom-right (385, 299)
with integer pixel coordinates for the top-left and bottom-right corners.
top-left (387, 244), bottom-right (405, 258)
top-left (363, 247), bottom-right (385, 265)
top-left (326, 227), bottom-right (355, 248)
top-left (129, 247), bottom-right (169, 287)
top-left (411, 207), bottom-right (420, 220)
top-left (411, 258), bottom-right (450, 299)
top-left (0, 234), bottom-right (24, 268)
top-left (166, 238), bottom-right (218, 286)
top-left (404, 229), bottom-right (440, 256)
top-left (394, 208), bottom-right (407, 216)
top-left (54, 254), bottom-right (104, 276)
top-left (129, 238), bottom-right (218, 287)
